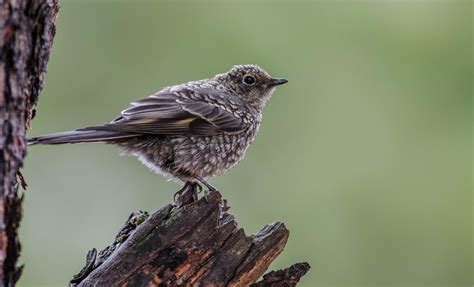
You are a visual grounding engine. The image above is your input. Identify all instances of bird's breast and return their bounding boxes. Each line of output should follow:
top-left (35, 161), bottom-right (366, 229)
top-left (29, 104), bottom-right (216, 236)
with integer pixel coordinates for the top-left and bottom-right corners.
top-left (170, 125), bottom-right (259, 179)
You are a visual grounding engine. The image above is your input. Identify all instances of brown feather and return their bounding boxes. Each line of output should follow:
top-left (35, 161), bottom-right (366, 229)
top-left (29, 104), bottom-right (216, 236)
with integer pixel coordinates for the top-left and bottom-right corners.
top-left (80, 88), bottom-right (246, 136)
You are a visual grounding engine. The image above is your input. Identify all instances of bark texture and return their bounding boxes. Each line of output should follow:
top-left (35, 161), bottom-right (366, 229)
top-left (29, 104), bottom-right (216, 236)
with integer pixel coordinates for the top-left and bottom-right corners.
top-left (71, 191), bottom-right (310, 286)
top-left (0, 0), bottom-right (58, 285)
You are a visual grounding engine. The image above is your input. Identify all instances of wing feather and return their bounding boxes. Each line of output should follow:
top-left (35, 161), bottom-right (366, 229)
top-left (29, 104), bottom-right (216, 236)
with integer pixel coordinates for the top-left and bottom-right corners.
top-left (80, 88), bottom-right (246, 136)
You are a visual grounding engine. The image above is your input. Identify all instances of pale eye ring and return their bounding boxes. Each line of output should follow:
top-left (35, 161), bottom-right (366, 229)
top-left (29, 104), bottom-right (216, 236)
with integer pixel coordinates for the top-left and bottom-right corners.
top-left (242, 74), bottom-right (256, 86)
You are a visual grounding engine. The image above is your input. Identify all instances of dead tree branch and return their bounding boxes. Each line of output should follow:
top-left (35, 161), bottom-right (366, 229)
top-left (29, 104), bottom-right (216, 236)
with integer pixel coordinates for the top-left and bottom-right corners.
top-left (70, 191), bottom-right (310, 286)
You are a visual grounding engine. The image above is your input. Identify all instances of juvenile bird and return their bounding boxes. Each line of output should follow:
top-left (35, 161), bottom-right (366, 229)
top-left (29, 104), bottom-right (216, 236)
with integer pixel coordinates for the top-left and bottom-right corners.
top-left (28, 64), bottom-right (287, 196)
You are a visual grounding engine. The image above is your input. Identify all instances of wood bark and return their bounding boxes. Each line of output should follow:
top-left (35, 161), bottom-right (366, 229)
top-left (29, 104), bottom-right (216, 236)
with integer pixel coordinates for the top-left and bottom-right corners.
top-left (70, 191), bottom-right (310, 286)
top-left (0, 0), bottom-right (58, 285)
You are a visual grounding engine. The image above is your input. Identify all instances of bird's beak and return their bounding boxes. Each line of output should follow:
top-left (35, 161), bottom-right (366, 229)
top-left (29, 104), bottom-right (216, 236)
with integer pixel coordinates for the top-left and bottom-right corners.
top-left (268, 78), bottom-right (288, 86)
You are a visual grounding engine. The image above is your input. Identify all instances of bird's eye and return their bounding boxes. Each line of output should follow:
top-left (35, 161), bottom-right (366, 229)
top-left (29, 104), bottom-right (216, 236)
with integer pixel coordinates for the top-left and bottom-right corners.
top-left (242, 74), bottom-right (256, 86)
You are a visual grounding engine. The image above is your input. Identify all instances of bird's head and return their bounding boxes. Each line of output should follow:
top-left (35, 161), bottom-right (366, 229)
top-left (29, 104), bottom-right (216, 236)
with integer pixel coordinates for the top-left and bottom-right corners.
top-left (214, 64), bottom-right (287, 109)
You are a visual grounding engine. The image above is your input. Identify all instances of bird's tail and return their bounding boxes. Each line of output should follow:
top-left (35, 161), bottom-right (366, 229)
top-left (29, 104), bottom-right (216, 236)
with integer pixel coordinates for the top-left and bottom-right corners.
top-left (27, 129), bottom-right (136, 146)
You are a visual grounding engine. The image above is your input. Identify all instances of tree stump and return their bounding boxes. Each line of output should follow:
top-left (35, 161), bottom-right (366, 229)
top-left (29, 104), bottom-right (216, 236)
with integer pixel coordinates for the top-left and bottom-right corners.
top-left (70, 191), bottom-right (310, 286)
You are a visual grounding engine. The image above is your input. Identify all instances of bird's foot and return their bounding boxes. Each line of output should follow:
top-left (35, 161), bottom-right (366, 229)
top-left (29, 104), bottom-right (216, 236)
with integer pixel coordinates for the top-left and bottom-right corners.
top-left (195, 177), bottom-right (218, 203)
top-left (174, 182), bottom-right (199, 207)
top-left (196, 177), bottom-right (218, 193)
top-left (193, 182), bottom-right (203, 194)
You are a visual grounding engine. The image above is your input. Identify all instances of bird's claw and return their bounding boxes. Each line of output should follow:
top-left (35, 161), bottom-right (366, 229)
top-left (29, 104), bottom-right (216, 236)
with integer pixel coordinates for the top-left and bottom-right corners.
top-left (193, 183), bottom-right (203, 194)
top-left (176, 178), bottom-right (218, 205)
top-left (195, 177), bottom-right (218, 195)
top-left (174, 182), bottom-right (199, 207)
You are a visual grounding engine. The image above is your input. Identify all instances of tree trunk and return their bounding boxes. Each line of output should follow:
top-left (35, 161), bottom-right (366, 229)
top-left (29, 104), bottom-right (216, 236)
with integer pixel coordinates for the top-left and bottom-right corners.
top-left (0, 0), bottom-right (58, 285)
top-left (70, 191), bottom-right (310, 286)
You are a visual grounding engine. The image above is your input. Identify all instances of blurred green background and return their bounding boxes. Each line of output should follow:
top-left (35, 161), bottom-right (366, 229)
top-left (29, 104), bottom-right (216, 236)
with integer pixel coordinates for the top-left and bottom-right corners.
top-left (19, 1), bottom-right (471, 286)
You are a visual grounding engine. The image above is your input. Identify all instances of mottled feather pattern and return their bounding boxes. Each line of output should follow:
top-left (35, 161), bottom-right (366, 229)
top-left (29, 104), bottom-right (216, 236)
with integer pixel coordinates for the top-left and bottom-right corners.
top-left (28, 64), bottom-right (287, 186)
top-left (111, 81), bottom-right (262, 181)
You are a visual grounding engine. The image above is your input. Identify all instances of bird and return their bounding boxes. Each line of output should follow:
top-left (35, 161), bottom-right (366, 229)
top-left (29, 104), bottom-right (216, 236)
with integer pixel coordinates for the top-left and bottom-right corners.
top-left (28, 64), bottom-right (287, 199)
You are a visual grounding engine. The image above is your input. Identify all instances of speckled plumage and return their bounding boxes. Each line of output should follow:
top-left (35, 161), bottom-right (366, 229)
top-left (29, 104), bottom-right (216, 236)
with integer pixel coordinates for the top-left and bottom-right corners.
top-left (28, 64), bottom-right (287, 188)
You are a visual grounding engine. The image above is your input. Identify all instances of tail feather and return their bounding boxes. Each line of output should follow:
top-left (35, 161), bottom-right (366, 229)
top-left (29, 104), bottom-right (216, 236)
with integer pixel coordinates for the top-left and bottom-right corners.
top-left (28, 130), bottom-right (136, 145)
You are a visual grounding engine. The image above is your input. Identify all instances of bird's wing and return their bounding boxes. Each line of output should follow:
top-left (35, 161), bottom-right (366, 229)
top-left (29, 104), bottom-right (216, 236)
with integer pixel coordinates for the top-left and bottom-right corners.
top-left (79, 88), bottom-right (246, 136)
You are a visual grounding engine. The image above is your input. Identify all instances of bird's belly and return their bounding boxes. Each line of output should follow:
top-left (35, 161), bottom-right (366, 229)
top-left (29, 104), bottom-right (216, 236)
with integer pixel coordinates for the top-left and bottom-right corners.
top-left (170, 133), bottom-right (254, 179)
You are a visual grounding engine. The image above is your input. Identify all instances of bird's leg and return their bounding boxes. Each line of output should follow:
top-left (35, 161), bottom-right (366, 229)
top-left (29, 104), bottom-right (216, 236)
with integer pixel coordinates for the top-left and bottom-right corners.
top-left (174, 181), bottom-right (191, 202)
top-left (196, 177), bottom-right (218, 192)
top-left (195, 177), bottom-right (218, 203)
top-left (174, 181), bottom-right (199, 207)
top-left (191, 182), bottom-right (203, 193)
top-left (17, 170), bottom-right (28, 190)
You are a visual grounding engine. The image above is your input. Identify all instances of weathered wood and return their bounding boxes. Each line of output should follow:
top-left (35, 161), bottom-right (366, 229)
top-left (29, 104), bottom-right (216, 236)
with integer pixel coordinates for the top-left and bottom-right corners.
top-left (0, 1), bottom-right (58, 285)
top-left (71, 191), bottom-right (310, 286)
top-left (251, 262), bottom-right (311, 287)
